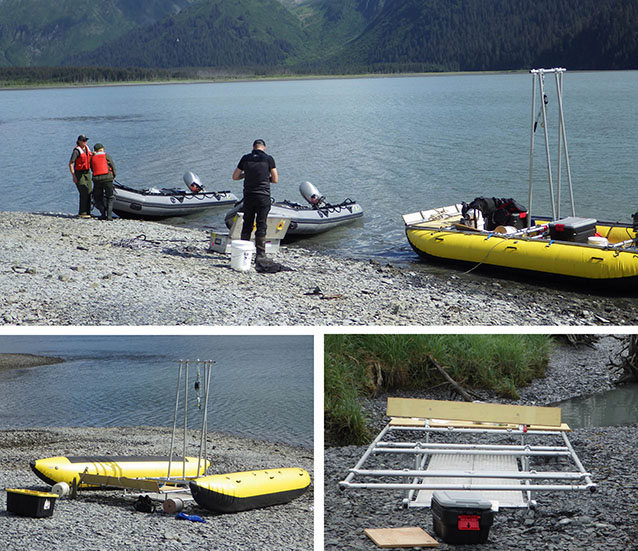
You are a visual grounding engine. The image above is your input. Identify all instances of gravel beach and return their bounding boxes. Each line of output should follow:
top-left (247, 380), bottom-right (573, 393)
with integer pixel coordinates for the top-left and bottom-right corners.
top-left (0, 426), bottom-right (313, 551)
top-left (324, 337), bottom-right (638, 550)
top-left (2, 211), bottom-right (637, 326)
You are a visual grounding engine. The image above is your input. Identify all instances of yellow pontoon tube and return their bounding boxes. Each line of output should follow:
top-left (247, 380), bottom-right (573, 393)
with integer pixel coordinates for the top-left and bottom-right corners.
top-left (190, 468), bottom-right (311, 513)
top-left (405, 221), bottom-right (638, 282)
top-left (30, 455), bottom-right (210, 488)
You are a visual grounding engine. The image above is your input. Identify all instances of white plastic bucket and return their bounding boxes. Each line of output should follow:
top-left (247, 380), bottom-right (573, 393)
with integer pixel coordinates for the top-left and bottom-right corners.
top-left (230, 240), bottom-right (255, 271)
top-left (588, 236), bottom-right (608, 247)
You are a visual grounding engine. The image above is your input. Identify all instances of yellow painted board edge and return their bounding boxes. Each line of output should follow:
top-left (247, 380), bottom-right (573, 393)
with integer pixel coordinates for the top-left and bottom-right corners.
top-left (389, 417), bottom-right (571, 432)
top-left (387, 398), bottom-right (562, 426)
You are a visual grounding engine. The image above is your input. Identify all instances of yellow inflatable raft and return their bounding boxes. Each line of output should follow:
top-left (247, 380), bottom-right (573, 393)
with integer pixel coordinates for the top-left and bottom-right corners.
top-left (30, 455), bottom-right (210, 488)
top-left (189, 468), bottom-right (311, 513)
top-left (403, 206), bottom-right (638, 284)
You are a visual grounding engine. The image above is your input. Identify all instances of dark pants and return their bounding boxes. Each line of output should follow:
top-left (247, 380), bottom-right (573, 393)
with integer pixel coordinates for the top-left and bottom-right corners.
top-left (93, 179), bottom-right (114, 220)
top-left (241, 194), bottom-right (271, 239)
top-left (75, 171), bottom-right (92, 215)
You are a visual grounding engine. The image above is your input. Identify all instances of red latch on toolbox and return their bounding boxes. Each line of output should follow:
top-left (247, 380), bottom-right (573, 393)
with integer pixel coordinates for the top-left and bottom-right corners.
top-left (458, 515), bottom-right (480, 531)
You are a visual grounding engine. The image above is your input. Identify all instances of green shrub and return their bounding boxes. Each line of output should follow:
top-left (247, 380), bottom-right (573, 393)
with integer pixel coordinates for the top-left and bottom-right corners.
top-left (324, 334), bottom-right (554, 445)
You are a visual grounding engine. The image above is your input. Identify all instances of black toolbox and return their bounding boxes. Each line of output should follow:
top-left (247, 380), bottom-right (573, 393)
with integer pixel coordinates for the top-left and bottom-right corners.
top-left (6, 488), bottom-right (58, 518)
top-left (548, 217), bottom-right (597, 243)
top-left (431, 490), bottom-right (494, 544)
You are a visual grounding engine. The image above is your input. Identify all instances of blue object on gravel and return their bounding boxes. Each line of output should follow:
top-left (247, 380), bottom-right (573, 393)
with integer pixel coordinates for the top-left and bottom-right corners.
top-left (176, 512), bottom-right (206, 523)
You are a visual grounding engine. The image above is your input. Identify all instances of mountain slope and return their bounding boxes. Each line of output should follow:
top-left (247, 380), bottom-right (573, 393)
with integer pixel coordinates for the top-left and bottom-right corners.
top-left (289, 0), bottom-right (387, 60)
top-left (64, 0), bottom-right (308, 68)
top-left (331, 0), bottom-right (638, 71)
top-left (0, 0), bottom-right (196, 66)
top-left (0, 0), bottom-right (636, 73)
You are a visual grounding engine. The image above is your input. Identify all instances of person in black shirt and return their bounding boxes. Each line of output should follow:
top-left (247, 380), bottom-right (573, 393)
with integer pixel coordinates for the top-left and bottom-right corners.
top-left (232, 139), bottom-right (278, 261)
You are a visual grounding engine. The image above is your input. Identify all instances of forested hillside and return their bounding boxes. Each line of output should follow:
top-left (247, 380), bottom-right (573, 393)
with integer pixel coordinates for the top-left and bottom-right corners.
top-left (0, 0), bottom-right (636, 81)
top-left (326, 0), bottom-right (638, 72)
top-left (63, 0), bottom-right (307, 68)
top-left (0, 0), bottom-right (196, 66)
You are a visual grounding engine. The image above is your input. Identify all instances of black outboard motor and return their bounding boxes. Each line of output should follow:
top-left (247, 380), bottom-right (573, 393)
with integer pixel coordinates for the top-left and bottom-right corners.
top-left (633, 212), bottom-right (638, 233)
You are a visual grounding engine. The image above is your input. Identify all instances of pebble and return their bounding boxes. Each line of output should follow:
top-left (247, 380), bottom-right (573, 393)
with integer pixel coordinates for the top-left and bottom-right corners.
top-left (1, 211), bottom-right (636, 326)
top-left (325, 338), bottom-right (638, 551)
top-left (0, 427), bottom-right (313, 551)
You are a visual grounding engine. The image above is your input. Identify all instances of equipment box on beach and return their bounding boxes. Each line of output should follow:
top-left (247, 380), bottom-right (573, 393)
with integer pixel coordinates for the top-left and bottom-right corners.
top-left (548, 217), bottom-right (597, 243)
top-left (431, 491), bottom-right (494, 544)
top-left (209, 214), bottom-right (291, 254)
top-left (6, 489), bottom-right (58, 518)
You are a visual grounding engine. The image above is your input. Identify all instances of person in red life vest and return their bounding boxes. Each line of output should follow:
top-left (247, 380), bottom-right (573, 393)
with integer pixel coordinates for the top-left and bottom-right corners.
top-left (90, 143), bottom-right (117, 221)
top-left (68, 134), bottom-right (93, 218)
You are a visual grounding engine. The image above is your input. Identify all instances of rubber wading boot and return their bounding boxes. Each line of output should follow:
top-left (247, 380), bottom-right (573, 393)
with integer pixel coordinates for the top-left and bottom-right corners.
top-left (106, 196), bottom-right (114, 221)
top-left (255, 235), bottom-right (268, 262)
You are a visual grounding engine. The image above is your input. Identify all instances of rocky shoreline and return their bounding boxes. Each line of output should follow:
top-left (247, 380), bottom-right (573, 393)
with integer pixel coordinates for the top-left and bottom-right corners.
top-left (1, 426), bottom-right (313, 551)
top-left (324, 337), bottom-right (638, 550)
top-left (2, 211), bottom-right (637, 326)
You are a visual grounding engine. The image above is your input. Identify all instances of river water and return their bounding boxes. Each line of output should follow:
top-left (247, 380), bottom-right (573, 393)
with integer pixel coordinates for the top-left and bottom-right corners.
top-left (554, 384), bottom-right (638, 429)
top-left (1, 71), bottom-right (637, 264)
top-left (0, 335), bottom-right (313, 448)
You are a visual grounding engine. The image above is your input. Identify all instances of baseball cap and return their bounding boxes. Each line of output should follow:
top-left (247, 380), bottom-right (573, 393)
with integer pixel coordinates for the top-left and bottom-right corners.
top-left (253, 139), bottom-right (266, 147)
top-left (77, 134), bottom-right (88, 142)
top-left (93, 143), bottom-right (104, 150)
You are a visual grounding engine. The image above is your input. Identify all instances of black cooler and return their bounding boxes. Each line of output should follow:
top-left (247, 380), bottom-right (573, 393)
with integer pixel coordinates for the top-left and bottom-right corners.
top-left (431, 490), bottom-right (494, 544)
top-left (6, 488), bottom-right (58, 518)
top-left (548, 217), bottom-right (597, 243)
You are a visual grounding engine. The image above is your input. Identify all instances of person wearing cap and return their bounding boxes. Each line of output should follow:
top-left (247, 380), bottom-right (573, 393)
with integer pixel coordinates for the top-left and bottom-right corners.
top-left (68, 134), bottom-right (93, 218)
top-left (90, 143), bottom-right (116, 221)
top-left (232, 139), bottom-right (278, 262)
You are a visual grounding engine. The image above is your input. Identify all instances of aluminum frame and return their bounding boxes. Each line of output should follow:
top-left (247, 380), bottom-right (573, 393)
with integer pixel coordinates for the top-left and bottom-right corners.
top-left (340, 419), bottom-right (596, 509)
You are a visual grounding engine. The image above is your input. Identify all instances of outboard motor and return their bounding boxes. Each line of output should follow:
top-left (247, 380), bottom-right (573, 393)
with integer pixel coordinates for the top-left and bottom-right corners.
top-left (633, 211), bottom-right (638, 233)
top-left (184, 171), bottom-right (204, 193)
top-left (299, 181), bottom-right (325, 208)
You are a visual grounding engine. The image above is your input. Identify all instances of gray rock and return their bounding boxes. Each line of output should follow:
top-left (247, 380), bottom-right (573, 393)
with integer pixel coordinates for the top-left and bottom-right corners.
top-left (0, 426), bottom-right (313, 551)
top-left (2, 212), bottom-right (637, 326)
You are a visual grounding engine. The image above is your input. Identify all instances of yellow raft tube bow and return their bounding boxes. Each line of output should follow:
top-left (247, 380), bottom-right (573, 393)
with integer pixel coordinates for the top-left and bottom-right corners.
top-left (30, 455), bottom-right (210, 488)
top-left (404, 206), bottom-right (638, 282)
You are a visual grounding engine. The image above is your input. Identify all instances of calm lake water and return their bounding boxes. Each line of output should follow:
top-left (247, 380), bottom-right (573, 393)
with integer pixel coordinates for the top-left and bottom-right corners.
top-left (1, 71), bottom-right (637, 263)
top-left (0, 335), bottom-right (313, 448)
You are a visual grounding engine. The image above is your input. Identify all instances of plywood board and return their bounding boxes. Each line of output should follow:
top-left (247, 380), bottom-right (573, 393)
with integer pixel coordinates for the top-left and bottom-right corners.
top-left (364, 527), bottom-right (439, 548)
top-left (79, 473), bottom-right (161, 492)
top-left (387, 398), bottom-right (561, 427)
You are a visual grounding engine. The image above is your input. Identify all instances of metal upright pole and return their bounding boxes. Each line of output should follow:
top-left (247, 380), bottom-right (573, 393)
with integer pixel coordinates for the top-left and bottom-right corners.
top-left (555, 71), bottom-right (563, 219)
top-left (528, 71), bottom-right (537, 228)
top-left (182, 360), bottom-right (189, 480)
top-left (539, 71), bottom-right (557, 220)
top-left (203, 361), bottom-right (213, 469)
top-left (197, 360), bottom-right (205, 476)
top-left (555, 69), bottom-right (575, 216)
top-left (167, 360), bottom-right (183, 481)
top-left (197, 360), bottom-right (213, 476)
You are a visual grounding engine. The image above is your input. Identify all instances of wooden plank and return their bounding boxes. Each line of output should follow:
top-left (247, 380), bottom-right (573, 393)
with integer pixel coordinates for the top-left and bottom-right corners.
top-left (389, 417), bottom-right (571, 431)
top-left (364, 527), bottom-right (439, 548)
top-left (79, 473), bottom-right (161, 492)
top-left (387, 398), bottom-right (561, 427)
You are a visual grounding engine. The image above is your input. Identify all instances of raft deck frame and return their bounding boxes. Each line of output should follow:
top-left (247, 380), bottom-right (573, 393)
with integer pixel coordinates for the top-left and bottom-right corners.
top-left (340, 398), bottom-right (596, 509)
